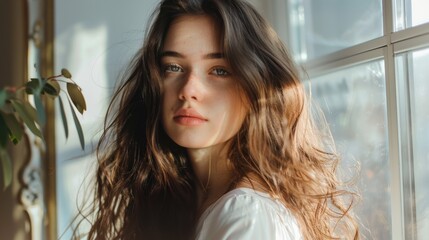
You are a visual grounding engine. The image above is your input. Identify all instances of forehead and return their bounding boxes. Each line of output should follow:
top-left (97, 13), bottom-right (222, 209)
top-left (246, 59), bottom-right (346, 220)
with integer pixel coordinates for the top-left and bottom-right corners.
top-left (162, 15), bottom-right (222, 51)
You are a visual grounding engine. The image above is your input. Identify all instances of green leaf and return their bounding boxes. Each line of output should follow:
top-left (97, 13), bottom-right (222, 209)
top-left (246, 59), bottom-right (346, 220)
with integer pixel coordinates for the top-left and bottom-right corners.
top-left (10, 100), bottom-right (43, 139)
top-left (61, 68), bottom-right (72, 78)
top-left (0, 89), bottom-right (7, 108)
top-left (58, 96), bottom-right (68, 138)
top-left (22, 101), bottom-right (38, 123)
top-left (44, 79), bottom-right (60, 96)
top-left (67, 83), bottom-right (87, 114)
top-left (33, 94), bottom-right (46, 126)
top-left (1, 112), bottom-right (23, 145)
top-left (0, 114), bottom-right (9, 147)
top-left (0, 148), bottom-right (12, 190)
top-left (68, 98), bottom-right (84, 150)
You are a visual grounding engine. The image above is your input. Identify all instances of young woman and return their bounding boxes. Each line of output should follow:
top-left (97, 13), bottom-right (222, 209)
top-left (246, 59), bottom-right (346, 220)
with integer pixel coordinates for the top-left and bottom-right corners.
top-left (84, 0), bottom-right (359, 239)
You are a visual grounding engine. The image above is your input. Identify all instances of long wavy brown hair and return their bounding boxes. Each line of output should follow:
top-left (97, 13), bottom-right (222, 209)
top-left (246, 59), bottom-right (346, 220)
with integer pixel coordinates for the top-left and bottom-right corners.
top-left (78, 0), bottom-right (360, 239)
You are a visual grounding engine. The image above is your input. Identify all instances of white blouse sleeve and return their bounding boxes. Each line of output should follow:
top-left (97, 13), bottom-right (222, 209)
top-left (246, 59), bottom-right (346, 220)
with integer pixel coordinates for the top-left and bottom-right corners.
top-left (195, 191), bottom-right (302, 240)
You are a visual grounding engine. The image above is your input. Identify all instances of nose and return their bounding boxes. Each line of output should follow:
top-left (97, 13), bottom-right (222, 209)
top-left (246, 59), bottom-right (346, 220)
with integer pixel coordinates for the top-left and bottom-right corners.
top-left (179, 72), bottom-right (204, 101)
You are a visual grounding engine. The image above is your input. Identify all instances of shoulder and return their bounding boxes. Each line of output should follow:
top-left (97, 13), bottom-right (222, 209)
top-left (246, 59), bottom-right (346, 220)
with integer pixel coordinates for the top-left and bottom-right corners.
top-left (195, 188), bottom-right (302, 240)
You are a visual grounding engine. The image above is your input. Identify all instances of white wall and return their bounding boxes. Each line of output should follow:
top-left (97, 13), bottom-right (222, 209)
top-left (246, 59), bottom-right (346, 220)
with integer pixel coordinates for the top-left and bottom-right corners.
top-left (54, 1), bottom-right (159, 238)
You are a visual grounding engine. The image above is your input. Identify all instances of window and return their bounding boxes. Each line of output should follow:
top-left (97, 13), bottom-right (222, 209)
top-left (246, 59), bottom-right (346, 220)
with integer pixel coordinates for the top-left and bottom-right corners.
top-left (288, 0), bottom-right (383, 61)
top-left (310, 60), bottom-right (390, 239)
top-left (396, 47), bottom-right (429, 240)
top-left (394, 0), bottom-right (429, 30)
top-left (283, 0), bottom-right (429, 239)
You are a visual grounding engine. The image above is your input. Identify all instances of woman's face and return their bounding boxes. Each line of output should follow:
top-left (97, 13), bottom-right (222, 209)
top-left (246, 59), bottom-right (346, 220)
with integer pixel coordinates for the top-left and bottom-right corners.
top-left (161, 15), bottom-right (248, 150)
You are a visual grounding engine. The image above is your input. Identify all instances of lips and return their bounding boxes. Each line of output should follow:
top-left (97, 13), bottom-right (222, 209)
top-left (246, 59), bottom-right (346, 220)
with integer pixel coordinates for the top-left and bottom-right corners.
top-left (173, 108), bottom-right (208, 126)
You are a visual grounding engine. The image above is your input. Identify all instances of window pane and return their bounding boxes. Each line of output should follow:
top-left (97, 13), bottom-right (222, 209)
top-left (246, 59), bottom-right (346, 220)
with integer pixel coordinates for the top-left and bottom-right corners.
top-left (287, 0), bottom-right (383, 62)
top-left (394, 0), bottom-right (429, 31)
top-left (396, 47), bottom-right (429, 239)
top-left (309, 60), bottom-right (391, 239)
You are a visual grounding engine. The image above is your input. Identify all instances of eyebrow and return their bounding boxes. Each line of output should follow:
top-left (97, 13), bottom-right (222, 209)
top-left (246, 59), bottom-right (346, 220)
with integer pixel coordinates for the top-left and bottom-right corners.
top-left (161, 51), bottom-right (224, 59)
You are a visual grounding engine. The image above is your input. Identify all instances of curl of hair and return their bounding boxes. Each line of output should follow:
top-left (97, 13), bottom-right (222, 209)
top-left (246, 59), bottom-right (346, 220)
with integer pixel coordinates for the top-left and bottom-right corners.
top-left (77, 0), bottom-right (360, 239)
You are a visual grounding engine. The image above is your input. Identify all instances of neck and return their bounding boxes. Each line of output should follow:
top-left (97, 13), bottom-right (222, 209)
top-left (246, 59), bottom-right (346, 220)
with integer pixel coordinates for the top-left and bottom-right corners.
top-left (187, 144), bottom-right (234, 214)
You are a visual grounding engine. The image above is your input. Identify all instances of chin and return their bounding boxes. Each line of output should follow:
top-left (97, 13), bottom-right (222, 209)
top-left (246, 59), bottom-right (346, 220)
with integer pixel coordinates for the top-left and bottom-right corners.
top-left (172, 139), bottom-right (211, 149)
top-left (172, 136), bottom-right (234, 151)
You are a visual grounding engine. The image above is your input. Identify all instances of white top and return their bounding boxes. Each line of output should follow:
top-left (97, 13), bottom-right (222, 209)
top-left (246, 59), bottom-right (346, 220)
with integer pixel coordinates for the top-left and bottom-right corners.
top-left (195, 188), bottom-right (302, 240)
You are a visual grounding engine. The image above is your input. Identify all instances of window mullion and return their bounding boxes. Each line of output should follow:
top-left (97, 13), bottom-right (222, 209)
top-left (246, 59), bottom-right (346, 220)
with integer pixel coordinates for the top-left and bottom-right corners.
top-left (383, 0), bottom-right (404, 239)
top-left (384, 43), bottom-right (405, 240)
top-left (402, 52), bottom-right (418, 240)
